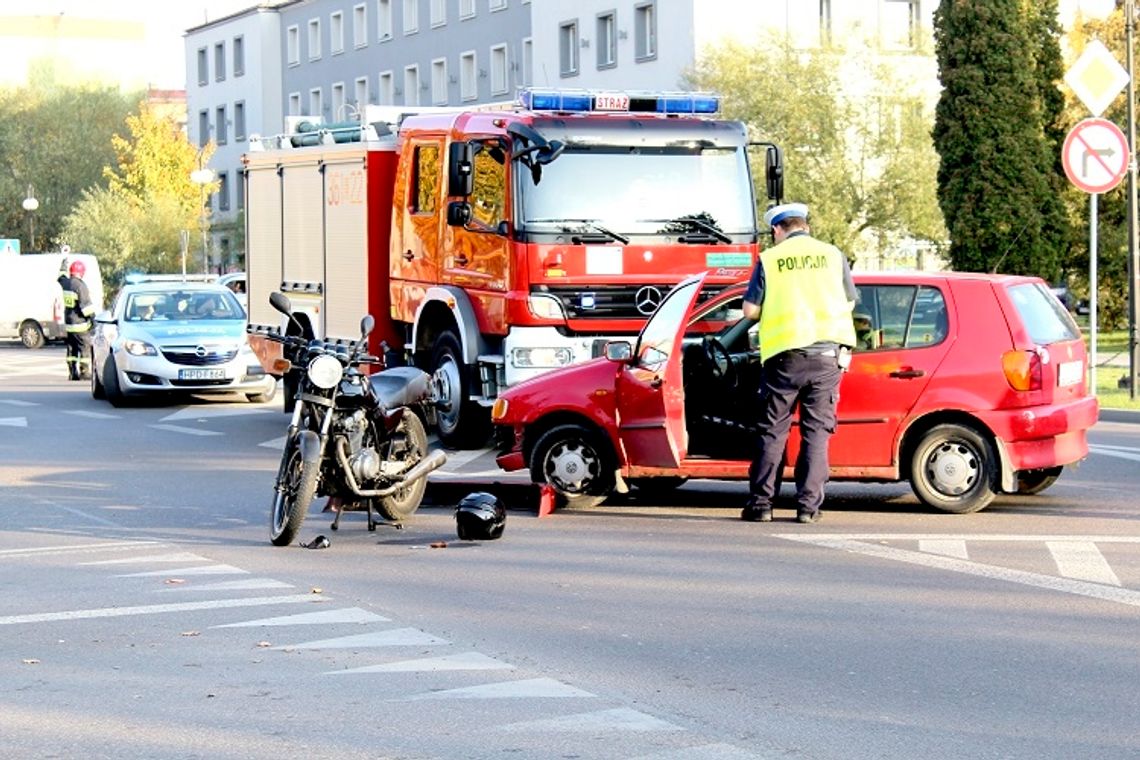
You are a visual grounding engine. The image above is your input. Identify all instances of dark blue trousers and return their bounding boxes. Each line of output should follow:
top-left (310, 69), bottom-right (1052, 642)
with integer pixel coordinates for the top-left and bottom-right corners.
top-left (747, 350), bottom-right (842, 514)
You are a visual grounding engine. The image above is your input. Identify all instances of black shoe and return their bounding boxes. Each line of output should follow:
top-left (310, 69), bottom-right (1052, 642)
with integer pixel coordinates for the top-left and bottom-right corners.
top-left (796, 509), bottom-right (821, 524)
top-left (741, 506), bottom-right (773, 522)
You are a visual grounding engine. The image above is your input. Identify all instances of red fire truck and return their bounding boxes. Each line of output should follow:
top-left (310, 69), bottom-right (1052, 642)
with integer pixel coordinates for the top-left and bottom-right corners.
top-left (243, 89), bottom-right (783, 447)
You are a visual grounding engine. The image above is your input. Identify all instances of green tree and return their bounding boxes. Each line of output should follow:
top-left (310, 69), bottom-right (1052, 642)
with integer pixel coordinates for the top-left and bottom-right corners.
top-left (933, 0), bottom-right (1069, 278)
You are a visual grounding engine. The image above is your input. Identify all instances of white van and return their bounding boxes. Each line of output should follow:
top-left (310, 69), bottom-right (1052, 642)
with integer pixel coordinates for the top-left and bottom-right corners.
top-left (0, 252), bottom-right (104, 348)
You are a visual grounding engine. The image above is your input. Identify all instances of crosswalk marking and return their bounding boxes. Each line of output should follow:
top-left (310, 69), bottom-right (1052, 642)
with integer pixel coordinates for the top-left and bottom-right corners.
top-left (0, 416), bottom-right (28, 427)
top-left (81, 552), bottom-right (208, 565)
top-left (1046, 541), bottom-right (1121, 586)
top-left (1088, 444), bottom-right (1140, 463)
top-left (404, 677), bottom-right (594, 700)
top-left (0, 541), bottom-right (161, 557)
top-left (0, 595), bottom-right (327, 625)
top-left (62, 409), bottom-right (119, 419)
top-left (212, 607), bottom-right (390, 628)
top-left (157, 578), bottom-right (292, 592)
top-left (919, 539), bottom-right (969, 558)
top-left (274, 627), bottom-right (447, 650)
top-left (161, 405), bottom-right (273, 422)
top-left (117, 564), bottom-right (249, 578)
top-left (498, 707), bottom-right (683, 733)
top-left (331, 652), bottom-right (515, 674)
top-left (149, 423), bottom-right (224, 436)
top-left (0, 399), bottom-right (38, 407)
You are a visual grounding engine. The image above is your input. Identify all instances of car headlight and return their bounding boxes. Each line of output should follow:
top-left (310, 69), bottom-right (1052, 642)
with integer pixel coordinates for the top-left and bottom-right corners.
top-left (511, 347), bottom-right (574, 368)
top-left (123, 339), bottom-right (157, 356)
top-left (307, 354), bottom-right (344, 389)
top-left (527, 293), bottom-right (566, 320)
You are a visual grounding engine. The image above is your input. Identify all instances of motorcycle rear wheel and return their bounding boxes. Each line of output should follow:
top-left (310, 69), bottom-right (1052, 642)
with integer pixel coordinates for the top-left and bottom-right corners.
top-left (376, 412), bottom-right (430, 522)
top-left (271, 434), bottom-right (319, 546)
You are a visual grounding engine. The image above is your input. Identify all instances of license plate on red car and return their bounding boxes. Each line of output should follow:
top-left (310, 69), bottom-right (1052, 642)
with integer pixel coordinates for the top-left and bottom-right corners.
top-left (1057, 360), bottom-right (1082, 387)
top-left (178, 368), bottom-right (225, 381)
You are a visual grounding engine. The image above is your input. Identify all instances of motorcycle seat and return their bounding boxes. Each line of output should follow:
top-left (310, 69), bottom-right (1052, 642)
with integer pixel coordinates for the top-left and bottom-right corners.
top-left (369, 366), bottom-right (431, 410)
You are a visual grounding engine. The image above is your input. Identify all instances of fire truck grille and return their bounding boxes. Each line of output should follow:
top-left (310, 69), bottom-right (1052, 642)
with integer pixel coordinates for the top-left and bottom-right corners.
top-left (541, 285), bottom-right (719, 320)
top-left (162, 348), bottom-right (239, 366)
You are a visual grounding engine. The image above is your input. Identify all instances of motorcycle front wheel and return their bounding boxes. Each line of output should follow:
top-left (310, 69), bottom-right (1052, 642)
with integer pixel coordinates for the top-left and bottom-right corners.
top-left (271, 433), bottom-right (320, 546)
top-left (376, 412), bottom-right (430, 522)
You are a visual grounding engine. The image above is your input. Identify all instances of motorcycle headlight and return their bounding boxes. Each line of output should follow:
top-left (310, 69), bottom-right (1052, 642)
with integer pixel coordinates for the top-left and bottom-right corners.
top-left (307, 354), bottom-right (344, 389)
top-left (123, 339), bottom-right (157, 356)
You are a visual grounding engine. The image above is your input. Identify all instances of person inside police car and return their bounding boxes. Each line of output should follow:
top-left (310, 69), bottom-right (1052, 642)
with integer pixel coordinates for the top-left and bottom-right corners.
top-left (741, 203), bottom-right (856, 524)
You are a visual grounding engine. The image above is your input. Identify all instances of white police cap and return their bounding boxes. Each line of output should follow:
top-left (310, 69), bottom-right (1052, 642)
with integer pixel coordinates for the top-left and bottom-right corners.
top-left (763, 202), bottom-right (809, 227)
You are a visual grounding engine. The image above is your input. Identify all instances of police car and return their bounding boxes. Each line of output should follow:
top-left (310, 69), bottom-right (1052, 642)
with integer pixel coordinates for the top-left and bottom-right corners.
top-left (90, 276), bottom-right (276, 406)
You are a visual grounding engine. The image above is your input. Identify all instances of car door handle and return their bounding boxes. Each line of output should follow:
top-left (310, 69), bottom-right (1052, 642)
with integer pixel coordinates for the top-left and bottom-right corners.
top-left (402, 250), bottom-right (414, 261)
top-left (889, 368), bottom-right (925, 379)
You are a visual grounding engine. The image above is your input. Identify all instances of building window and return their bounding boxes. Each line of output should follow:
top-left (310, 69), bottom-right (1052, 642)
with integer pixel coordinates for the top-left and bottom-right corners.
top-left (218, 172), bottom-right (230, 211)
top-left (596, 11), bottom-right (616, 69)
top-left (289, 92), bottom-right (301, 115)
top-left (331, 11), bottom-right (344, 54)
top-left (198, 110), bottom-right (209, 147)
top-left (379, 70), bottom-right (394, 104)
top-left (883, 0), bottom-right (920, 49)
top-left (378, 0), bottom-right (393, 39)
top-left (559, 20), bottom-right (579, 77)
top-left (197, 47), bottom-right (208, 85)
top-left (460, 51), bottom-right (477, 101)
top-left (308, 18), bottom-right (321, 60)
top-left (490, 0), bottom-right (507, 10)
top-left (431, 0), bottom-right (446, 27)
top-left (332, 82), bottom-right (346, 119)
top-left (404, 64), bottom-right (420, 106)
top-left (522, 37), bottom-right (532, 87)
top-left (310, 87), bottom-right (323, 117)
top-left (237, 170), bottom-right (245, 210)
top-left (215, 106), bottom-right (227, 145)
top-left (460, 0), bottom-right (475, 19)
top-left (431, 58), bottom-right (448, 105)
top-left (634, 2), bottom-right (656, 61)
top-left (354, 4), bottom-right (368, 47)
top-left (287, 25), bottom-right (300, 65)
top-left (403, 0), bottom-right (418, 34)
top-left (234, 101), bottom-right (246, 140)
top-left (233, 35), bottom-right (245, 75)
top-left (214, 42), bottom-right (226, 81)
top-left (490, 44), bottom-right (508, 95)
top-left (355, 76), bottom-right (369, 107)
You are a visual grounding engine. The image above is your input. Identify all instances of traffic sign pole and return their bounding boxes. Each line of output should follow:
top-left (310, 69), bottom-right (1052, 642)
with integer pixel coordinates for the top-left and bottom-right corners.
top-left (1090, 193), bottom-right (1099, 395)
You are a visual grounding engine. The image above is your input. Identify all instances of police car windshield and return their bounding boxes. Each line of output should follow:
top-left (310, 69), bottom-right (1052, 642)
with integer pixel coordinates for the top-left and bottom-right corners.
top-left (520, 146), bottom-right (754, 237)
top-left (125, 290), bottom-right (244, 322)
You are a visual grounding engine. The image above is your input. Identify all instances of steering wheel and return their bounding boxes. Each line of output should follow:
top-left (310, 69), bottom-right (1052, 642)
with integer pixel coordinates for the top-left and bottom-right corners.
top-left (702, 336), bottom-right (735, 386)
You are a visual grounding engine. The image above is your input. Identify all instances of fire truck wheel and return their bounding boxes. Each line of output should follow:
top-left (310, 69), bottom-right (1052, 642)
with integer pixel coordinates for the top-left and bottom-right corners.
top-left (529, 423), bottom-right (616, 510)
top-left (430, 331), bottom-right (490, 449)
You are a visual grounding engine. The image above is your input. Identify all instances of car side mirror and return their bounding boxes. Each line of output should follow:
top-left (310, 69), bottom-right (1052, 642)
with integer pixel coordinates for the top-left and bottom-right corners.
top-left (765, 145), bottom-right (784, 202)
top-left (447, 201), bottom-right (472, 227)
top-left (448, 141), bottom-right (474, 197)
top-left (604, 340), bottom-right (633, 362)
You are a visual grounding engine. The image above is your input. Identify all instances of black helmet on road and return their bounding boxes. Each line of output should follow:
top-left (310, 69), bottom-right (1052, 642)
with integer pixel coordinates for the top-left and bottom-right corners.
top-left (455, 491), bottom-right (506, 540)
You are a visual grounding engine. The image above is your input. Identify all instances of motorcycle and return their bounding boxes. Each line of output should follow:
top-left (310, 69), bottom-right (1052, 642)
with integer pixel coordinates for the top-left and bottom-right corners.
top-left (263, 292), bottom-right (447, 546)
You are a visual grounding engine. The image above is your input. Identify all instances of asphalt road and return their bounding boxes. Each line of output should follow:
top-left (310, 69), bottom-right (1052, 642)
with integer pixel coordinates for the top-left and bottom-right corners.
top-left (3, 343), bottom-right (1140, 760)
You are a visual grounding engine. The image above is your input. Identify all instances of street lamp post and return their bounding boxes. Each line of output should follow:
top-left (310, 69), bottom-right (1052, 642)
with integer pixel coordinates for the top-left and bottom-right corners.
top-left (190, 166), bottom-right (216, 275)
top-left (22, 185), bottom-right (38, 253)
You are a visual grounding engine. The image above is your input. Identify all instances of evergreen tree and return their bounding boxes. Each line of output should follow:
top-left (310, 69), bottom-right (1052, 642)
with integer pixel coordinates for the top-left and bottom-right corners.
top-left (933, 0), bottom-right (1067, 277)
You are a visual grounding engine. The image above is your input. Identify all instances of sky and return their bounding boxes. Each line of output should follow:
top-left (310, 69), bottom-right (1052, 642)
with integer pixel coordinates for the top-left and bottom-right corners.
top-left (0, 0), bottom-right (257, 89)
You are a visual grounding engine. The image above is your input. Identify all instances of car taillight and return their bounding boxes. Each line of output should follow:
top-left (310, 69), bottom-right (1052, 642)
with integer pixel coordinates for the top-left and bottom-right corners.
top-left (1002, 349), bottom-right (1043, 391)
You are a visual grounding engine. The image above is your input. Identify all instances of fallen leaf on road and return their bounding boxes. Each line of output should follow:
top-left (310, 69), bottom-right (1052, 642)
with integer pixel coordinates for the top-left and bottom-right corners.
top-left (430, 541), bottom-right (448, 549)
top-left (310, 587), bottom-right (322, 594)
top-left (180, 631), bottom-right (200, 637)
top-left (164, 578), bottom-right (186, 585)
top-left (256, 641), bottom-right (272, 648)
top-left (22, 659), bottom-right (40, 665)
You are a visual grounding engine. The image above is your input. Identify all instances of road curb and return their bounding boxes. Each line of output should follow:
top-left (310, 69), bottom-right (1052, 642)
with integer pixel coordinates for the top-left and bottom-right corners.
top-left (1099, 408), bottom-right (1140, 424)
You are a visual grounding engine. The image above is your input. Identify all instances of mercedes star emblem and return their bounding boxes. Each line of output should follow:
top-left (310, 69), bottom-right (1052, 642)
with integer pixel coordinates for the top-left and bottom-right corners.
top-left (634, 285), bottom-right (664, 315)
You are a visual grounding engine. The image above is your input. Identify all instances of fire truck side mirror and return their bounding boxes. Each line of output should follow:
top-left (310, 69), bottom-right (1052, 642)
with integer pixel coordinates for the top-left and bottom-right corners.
top-left (447, 201), bottom-right (472, 227)
top-left (765, 145), bottom-right (784, 202)
top-left (448, 142), bottom-right (474, 197)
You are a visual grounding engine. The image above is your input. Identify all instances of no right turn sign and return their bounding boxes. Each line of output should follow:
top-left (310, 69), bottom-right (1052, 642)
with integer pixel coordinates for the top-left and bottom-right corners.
top-left (1062, 117), bottom-right (1129, 194)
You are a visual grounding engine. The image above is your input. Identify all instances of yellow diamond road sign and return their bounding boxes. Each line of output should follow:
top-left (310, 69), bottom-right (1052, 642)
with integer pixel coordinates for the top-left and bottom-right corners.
top-left (1065, 40), bottom-right (1130, 117)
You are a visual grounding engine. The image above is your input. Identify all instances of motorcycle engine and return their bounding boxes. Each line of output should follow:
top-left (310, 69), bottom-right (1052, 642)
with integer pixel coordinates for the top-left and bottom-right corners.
top-left (347, 448), bottom-right (381, 483)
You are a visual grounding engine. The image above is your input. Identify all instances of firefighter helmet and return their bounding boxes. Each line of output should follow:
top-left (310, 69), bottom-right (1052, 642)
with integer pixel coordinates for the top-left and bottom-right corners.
top-left (455, 491), bottom-right (506, 541)
top-left (69, 260), bottom-right (86, 278)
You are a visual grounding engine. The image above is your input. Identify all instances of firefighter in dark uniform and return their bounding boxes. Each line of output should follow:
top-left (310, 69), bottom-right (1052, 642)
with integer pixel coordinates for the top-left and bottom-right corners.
top-left (741, 203), bottom-right (856, 524)
top-left (58, 259), bottom-right (97, 381)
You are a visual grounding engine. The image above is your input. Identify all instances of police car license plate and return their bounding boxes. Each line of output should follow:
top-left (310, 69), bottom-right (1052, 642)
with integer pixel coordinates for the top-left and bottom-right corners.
top-left (594, 92), bottom-right (630, 111)
top-left (1057, 360), bottom-right (1082, 387)
top-left (179, 368), bottom-right (226, 381)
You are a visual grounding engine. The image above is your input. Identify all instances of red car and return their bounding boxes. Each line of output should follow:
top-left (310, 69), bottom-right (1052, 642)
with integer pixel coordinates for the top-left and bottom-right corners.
top-left (491, 270), bottom-right (1098, 513)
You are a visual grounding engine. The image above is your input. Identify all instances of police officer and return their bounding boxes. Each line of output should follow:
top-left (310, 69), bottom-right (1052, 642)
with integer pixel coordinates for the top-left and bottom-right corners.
top-left (741, 203), bottom-right (856, 523)
top-left (58, 259), bottom-right (97, 381)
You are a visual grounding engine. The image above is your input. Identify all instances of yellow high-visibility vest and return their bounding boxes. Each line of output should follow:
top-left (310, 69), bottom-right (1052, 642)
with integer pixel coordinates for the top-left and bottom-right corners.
top-left (758, 234), bottom-right (855, 362)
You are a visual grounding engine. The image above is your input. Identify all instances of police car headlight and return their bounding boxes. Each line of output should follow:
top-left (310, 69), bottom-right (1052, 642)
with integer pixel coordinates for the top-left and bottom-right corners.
top-left (123, 339), bottom-right (157, 356)
top-left (511, 347), bottom-right (573, 368)
top-left (527, 293), bottom-right (566, 320)
top-left (307, 354), bottom-right (344, 389)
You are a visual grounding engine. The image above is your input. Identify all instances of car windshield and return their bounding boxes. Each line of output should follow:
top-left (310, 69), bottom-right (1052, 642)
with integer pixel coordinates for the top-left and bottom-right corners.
top-left (125, 290), bottom-right (244, 322)
top-left (1006, 282), bottom-right (1080, 345)
top-left (520, 146), bottom-right (755, 236)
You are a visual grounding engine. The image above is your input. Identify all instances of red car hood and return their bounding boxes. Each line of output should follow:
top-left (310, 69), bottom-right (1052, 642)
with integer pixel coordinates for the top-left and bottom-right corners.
top-left (500, 357), bottom-right (618, 422)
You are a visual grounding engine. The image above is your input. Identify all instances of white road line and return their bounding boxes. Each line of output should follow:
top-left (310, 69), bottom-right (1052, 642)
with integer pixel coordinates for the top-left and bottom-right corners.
top-left (81, 552), bottom-right (208, 565)
top-left (1088, 445), bottom-right (1140, 463)
top-left (57, 506), bottom-right (122, 527)
top-left (149, 423), bottom-right (224, 436)
top-left (275, 627), bottom-right (448, 650)
top-left (0, 595), bottom-right (327, 625)
top-left (0, 399), bottom-right (38, 407)
top-left (779, 536), bottom-right (1140, 608)
top-left (1088, 443), bottom-right (1140, 453)
top-left (330, 652), bottom-right (515, 674)
top-left (1046, 541), bottom-right (1121, 586)
top-left (61, 410), bottom-right (119, 419)
top-left (212, 607), bottom-right (390, 628)
top-left (499, 707), bottom-right (683, 733)
top-left (160, 405), bottom-right (272, 422)
top-left (0, 416), bottom-right (28, 427)
top-left (117, 564), bottom-right (249, 577)
top-left (918, 539), bottom-right (969, 559)
top-left (404, 677), bottom-right (594, 701)
top-left (777, 534), bottom-right (1140, 542)
top-left (158, 578), bottom-right (292, 592)
top-left (0, 541), bottom-right (161, 557)
top-left (259, 435), bottom-right (287, 449)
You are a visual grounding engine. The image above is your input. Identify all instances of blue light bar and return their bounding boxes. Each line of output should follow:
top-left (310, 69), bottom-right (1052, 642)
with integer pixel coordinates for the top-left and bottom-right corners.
top-left (656, 95), bottom-right (720, 114)
top-left (519, 89), bottom-right (592, 112)
top-left (517, 89), bottom-right (720, 115)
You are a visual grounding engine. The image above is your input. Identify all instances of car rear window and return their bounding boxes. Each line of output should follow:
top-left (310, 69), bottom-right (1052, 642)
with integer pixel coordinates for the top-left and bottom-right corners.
top-left (1006, 282), bottom-right (1080, 344)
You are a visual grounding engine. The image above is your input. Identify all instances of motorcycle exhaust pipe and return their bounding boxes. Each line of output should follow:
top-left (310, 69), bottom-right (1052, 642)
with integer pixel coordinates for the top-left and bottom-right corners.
top-left (336, 442), bottom-right (448, 498)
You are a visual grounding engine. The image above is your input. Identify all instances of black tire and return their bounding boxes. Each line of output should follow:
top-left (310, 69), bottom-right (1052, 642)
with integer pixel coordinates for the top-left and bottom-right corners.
top-left (430, 330), bottom-right (490, 449)
top-left (270, 434), bottom-right (320, 546)
top-left (19, 320), bottom-right (45, 349)
top-left (247, 381), bottom-right (277, 404)
top-left (628, 477), bottom-right (689, 498)
top-left (90, 349), bottom-right (106, 400)
top-left (1016, 466), bottom-right (1063, 495)
top-left (376, 412), bottom-right (430, 522)
top-left (909, 423), bottom-right (997, 514)
top-left (529, 423), bottom-right (616, 509)
top-left (103, 356), bottom-right (128, 407)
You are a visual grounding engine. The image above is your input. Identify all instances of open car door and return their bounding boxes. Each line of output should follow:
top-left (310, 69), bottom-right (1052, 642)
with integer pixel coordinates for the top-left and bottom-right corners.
top-left (614, 272), bottom-right (708, 468)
